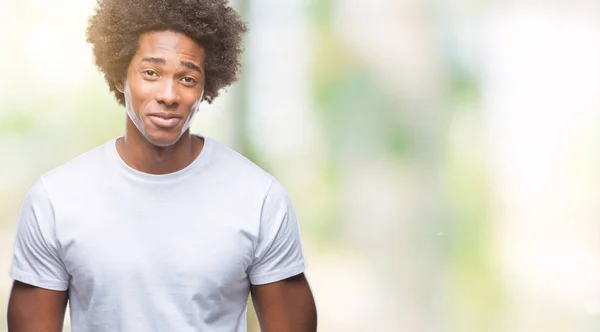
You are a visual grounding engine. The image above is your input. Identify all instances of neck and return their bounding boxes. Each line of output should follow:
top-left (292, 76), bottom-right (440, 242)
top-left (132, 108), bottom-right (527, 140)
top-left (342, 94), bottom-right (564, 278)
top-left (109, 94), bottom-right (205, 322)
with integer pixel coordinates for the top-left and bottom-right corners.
top-left (116, 119), bottom-right (203, 175)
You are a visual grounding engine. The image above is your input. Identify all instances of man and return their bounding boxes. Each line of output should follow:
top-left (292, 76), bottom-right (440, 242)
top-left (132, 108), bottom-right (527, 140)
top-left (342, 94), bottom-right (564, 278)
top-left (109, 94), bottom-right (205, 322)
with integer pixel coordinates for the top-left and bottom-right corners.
top-left (7, 0), bottom-right (317, 331)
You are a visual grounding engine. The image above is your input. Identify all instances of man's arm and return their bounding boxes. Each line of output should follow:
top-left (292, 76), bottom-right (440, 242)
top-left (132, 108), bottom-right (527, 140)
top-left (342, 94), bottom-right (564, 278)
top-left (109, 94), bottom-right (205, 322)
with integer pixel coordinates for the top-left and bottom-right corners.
top-left (251, 273), bottom-right (317, 332)
top-left (7, 281), bottom-right (68, 332)
top-left (8, 180), bottom-right (70, 331)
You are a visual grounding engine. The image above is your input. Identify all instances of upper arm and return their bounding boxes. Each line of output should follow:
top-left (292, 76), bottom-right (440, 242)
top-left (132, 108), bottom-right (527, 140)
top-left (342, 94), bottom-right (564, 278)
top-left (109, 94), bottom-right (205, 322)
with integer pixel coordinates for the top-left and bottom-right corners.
top-left (250, 273), bottom-right (317, 332)
top-left (10, 179), bottom-right (69, 290)
top-left (7, 281), bottom-right (68, 332)
top-left (8, 180), bottom-right (70, 331)
top-left (247, 180), bottom-right (316, 331)
top-left (248, 179), bottom-right (306, 285)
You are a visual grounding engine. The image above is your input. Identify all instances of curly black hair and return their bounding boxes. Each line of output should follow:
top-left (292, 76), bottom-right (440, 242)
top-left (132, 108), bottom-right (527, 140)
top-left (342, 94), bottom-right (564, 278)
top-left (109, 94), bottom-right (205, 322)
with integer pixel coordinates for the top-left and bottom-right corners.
top-left (86, 0), bottom-right (247, 105)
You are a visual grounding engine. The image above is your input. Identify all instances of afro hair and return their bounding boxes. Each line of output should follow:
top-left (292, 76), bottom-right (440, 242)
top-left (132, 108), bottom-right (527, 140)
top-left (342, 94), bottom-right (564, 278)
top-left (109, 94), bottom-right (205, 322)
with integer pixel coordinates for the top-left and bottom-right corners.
top-left (86, 0), bottom-right (248, 105)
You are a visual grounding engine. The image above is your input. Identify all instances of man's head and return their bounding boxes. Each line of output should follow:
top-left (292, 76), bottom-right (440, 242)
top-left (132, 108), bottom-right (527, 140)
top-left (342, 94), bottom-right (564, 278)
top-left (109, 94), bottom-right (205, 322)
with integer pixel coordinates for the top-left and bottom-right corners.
top-left (86, 0), bottom-right (247, 146)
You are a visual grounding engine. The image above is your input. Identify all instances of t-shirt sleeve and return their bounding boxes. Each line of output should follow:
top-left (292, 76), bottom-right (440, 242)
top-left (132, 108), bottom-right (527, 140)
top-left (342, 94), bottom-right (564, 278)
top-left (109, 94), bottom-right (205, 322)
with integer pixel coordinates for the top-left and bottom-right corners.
top-left (248, 179), bottom-right (307, 285)
top-left (9, 179), bottom-right (69, 291)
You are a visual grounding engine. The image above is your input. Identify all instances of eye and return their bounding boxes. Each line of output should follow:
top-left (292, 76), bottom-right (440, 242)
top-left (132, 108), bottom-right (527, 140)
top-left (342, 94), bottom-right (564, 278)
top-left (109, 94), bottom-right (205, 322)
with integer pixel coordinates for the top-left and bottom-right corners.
top-left (181, 77), bottom-right (196, 84)
top-left (143, 70), bottom-right (158, 77)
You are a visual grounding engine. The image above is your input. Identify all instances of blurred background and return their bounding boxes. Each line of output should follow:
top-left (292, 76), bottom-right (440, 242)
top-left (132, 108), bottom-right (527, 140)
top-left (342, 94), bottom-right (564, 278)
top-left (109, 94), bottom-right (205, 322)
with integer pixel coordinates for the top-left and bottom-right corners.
top-left (1, 0), bottom-right (600, 331)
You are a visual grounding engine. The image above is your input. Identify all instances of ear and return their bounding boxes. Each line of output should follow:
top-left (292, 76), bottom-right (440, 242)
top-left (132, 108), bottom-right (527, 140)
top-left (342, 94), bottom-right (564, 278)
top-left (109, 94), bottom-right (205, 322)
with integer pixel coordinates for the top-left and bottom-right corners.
top-left (114, 80), bottom-right (125, 94)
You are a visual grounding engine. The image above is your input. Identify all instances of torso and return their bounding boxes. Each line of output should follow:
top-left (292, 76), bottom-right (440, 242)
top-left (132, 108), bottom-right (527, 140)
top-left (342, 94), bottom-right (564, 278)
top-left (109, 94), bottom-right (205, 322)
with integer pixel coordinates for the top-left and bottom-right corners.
top-left (40, 137), bottom-right (274, 332)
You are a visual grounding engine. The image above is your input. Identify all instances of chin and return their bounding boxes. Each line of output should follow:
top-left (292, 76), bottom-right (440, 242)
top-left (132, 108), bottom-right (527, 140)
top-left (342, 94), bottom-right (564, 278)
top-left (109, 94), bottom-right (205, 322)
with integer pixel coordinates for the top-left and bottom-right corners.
top-left (144, 131), bottom-right (183, 147)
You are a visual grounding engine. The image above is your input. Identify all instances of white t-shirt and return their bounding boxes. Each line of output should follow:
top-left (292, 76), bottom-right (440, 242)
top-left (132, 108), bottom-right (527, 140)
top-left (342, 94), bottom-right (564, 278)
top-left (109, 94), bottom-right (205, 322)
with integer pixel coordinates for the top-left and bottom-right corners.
top-left (9, 136), bottom-right (307, 332)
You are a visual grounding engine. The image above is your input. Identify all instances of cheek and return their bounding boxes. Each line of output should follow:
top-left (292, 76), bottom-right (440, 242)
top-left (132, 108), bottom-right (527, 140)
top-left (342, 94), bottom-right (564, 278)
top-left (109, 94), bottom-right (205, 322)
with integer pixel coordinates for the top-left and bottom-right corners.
top-left (183, 91), bottom-right (204, 113)
top-left (129, 82), bottom-right (155, 110)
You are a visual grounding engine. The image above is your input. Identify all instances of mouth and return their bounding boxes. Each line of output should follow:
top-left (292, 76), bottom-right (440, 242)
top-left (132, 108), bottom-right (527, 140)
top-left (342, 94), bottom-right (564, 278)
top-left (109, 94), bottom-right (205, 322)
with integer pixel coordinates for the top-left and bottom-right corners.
top-left (147, 112), bottom-right (182, 129)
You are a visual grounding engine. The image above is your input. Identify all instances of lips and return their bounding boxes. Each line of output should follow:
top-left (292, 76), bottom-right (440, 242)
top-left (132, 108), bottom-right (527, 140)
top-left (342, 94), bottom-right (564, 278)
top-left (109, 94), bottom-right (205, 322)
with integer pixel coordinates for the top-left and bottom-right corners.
top-left (147, 112), bottom-right (182, 128)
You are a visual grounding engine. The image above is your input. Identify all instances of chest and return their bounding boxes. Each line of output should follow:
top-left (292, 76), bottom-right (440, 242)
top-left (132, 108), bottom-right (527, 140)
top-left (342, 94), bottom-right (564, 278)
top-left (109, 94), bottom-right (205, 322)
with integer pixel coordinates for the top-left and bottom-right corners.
top-left (55, 193), bottom-right (257, 298)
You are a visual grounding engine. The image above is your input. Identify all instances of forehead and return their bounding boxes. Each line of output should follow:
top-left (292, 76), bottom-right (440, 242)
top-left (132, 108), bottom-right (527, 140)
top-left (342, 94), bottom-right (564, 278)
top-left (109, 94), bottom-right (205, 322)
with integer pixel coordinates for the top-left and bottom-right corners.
top-left (135, 31), bottom-right (205, 63)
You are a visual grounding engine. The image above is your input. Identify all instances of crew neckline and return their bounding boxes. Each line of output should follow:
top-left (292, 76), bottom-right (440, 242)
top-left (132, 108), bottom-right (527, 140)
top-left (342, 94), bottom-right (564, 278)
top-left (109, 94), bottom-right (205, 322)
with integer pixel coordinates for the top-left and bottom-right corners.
top-left (106, 135), bottom-right (213, 183)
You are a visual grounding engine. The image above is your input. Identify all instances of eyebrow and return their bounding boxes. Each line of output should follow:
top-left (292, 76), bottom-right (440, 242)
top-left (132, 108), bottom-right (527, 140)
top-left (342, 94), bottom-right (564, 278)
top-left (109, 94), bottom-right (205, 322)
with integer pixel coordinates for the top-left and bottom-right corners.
top-left (141, 57), bottom-right (166, 65)
top-left (141, 57), bottom-right (203, 74)
top-left (180, 61), bottom-right (203, 74)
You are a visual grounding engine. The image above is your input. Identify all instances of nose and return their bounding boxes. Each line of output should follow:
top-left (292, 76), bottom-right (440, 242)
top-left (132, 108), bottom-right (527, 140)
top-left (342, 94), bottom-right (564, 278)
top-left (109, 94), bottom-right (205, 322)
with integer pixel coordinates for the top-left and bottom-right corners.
top-left (155, 79), bottom-right (180, 107)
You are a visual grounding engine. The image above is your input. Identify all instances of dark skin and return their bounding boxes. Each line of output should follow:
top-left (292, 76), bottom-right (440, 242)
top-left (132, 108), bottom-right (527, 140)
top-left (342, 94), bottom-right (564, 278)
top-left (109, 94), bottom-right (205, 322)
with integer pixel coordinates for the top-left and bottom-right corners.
top-left (7, 282), bottom-right (68, 332)
top-left (115, 30), bottom-right (207, 174)
top-left (251, 274), bottom-right (318, 331)
top-left (7, 30), bottom-right (317, 332)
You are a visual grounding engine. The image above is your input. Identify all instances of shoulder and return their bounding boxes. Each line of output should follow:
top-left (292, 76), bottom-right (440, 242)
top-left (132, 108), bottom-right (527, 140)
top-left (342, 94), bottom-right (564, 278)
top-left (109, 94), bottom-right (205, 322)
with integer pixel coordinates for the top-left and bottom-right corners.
top-left (205, 137), bottom-right (276, 190)
top-left (39, 140), bottom-right (113, 195)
